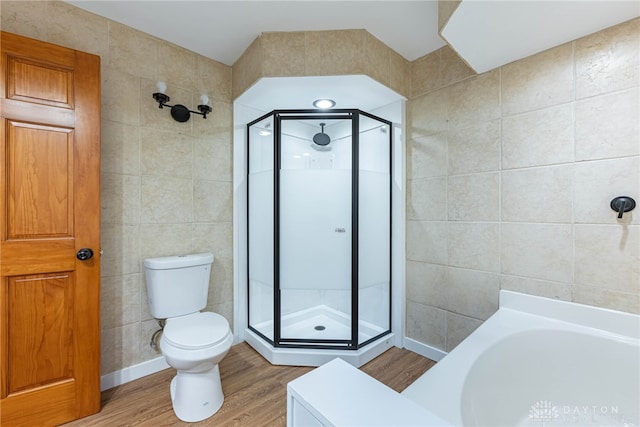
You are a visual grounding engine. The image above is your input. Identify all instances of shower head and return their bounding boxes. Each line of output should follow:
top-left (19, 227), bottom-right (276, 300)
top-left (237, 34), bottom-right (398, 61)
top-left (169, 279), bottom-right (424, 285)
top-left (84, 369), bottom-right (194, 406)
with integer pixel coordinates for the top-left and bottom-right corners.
top-left (312, 123), bottom-right (331, 146)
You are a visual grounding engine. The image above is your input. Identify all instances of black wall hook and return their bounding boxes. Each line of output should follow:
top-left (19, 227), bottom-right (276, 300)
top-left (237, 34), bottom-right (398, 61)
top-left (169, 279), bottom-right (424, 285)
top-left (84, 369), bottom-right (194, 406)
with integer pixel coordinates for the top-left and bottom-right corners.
top-left (610, 196), bottom-right (636, 219)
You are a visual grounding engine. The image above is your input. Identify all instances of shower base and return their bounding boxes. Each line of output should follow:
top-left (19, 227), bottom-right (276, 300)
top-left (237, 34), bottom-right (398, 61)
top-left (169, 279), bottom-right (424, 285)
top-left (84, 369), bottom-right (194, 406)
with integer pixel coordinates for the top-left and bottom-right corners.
top-left (246, 305), bottom-right (394, 367)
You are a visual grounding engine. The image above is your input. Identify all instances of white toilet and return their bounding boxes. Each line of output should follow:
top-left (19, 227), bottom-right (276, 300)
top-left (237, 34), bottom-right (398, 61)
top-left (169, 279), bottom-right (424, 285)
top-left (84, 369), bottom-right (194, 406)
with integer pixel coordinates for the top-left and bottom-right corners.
top-left (144, 252), bottom-right (233, 423)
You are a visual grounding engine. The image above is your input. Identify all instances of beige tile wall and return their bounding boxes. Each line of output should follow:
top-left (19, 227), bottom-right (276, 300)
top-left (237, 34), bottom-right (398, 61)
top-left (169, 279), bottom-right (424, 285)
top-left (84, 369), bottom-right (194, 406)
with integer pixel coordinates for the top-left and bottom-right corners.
top-left (232, 29), bottom-right (410, 100)
top-left (1, 1), bottom-right (234, 374)
top-left (438, 0), bottom-right (461, 31)
top-left (407, 18), bottom-right (640, 352)
top-left (3, 0), bottom-right (638, 375)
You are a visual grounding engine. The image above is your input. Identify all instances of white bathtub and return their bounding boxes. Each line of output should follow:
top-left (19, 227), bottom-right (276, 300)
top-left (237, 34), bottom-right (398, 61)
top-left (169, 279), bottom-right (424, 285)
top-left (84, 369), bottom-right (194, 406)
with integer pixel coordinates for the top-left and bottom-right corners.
top-left (402, 291), bottom-right (640, 426)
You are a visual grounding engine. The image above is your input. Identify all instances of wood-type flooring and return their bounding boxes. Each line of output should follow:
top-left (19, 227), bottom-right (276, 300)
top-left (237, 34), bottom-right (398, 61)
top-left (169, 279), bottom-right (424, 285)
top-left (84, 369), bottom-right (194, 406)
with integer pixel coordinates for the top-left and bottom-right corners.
top-left (63, 342), bottom-right (436, 427)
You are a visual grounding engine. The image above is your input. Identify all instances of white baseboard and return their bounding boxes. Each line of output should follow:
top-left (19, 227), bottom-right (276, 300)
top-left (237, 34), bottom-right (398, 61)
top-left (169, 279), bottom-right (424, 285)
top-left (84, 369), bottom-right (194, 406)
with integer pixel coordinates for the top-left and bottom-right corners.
top-left (101, 356), bottom-right (170, 391)
top-left (100, 338), bottom-right (444, 391)
top-left (403, 337), bottom-right (447, 362)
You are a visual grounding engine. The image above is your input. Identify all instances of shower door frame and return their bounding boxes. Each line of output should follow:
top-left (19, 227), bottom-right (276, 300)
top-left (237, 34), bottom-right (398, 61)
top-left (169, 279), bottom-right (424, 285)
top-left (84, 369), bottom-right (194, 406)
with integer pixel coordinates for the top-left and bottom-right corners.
top-left (247, 109), bottom-right (393, 351)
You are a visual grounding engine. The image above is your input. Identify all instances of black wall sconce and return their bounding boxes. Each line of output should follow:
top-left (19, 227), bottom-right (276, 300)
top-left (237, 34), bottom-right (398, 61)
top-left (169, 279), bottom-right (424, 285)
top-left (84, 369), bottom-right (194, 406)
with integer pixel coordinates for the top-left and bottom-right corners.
top-left (152, 81), bottom-right (212, 122)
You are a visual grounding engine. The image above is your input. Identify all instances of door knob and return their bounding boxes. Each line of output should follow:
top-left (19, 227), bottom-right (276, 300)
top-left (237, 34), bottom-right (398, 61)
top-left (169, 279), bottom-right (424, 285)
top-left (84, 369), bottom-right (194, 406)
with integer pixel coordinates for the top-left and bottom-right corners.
top-left (76, 248), bottom-right (94, 261)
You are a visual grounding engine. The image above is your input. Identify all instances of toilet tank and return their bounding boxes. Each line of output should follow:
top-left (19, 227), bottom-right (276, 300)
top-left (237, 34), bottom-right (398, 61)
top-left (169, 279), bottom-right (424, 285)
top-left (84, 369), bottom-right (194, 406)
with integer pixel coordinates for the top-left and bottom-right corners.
top-left (144, 253), bottom-right (214, 319)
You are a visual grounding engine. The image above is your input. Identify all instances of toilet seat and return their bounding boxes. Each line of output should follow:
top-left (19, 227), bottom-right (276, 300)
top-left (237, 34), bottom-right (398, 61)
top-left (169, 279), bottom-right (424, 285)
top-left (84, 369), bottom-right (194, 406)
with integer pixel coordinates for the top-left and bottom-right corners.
top-left (163, 312), bottom-right (230, 350)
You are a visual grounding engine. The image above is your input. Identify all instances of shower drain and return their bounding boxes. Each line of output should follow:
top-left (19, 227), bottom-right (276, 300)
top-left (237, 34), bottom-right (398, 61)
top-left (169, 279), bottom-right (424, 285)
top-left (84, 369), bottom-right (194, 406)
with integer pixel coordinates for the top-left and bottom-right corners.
top-left (314, 325), bottom-right (326, 331)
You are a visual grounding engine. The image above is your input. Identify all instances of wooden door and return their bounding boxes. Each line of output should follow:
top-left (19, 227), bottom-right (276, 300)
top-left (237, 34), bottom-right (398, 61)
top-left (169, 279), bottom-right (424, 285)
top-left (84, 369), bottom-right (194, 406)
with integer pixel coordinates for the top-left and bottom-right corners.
top-left (0, 31), bottom-right (101, 426)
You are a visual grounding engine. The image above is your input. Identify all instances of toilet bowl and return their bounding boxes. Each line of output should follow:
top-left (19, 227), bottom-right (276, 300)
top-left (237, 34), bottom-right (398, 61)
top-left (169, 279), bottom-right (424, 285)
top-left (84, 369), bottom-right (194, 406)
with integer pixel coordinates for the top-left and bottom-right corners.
top-left (144, 253), bottom-right (232, 423)
top-left (161, 312), bottom-right (233, 422)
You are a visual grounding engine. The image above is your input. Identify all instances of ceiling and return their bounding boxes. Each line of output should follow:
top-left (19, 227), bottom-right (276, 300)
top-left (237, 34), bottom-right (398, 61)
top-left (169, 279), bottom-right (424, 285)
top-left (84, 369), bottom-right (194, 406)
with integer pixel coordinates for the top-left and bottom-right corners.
top-left (66, 1), bottom-right (446, 66)
top-left (66, 1), bottom-right (638, 112)
top-left (442, 0), bottom-right (640, 73)
top-left (235, 75), bottom-right (405, 113)
top-left (66, 1), bottom-right (639, 71)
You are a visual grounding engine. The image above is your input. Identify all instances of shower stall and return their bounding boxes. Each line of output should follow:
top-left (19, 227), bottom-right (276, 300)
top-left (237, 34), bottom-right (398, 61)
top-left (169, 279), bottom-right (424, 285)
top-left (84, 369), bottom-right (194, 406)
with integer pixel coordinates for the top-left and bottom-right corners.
top-left (246, 109), bottom-right (393, 365)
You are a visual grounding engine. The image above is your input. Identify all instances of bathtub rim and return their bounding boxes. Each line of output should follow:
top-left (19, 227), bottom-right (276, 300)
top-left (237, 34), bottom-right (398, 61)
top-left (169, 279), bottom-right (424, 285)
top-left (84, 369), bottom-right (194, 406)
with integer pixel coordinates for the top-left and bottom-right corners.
top-left (500, 290), bottom-right (639, 340)
top-left (400, 290), bottom-right (640, 426)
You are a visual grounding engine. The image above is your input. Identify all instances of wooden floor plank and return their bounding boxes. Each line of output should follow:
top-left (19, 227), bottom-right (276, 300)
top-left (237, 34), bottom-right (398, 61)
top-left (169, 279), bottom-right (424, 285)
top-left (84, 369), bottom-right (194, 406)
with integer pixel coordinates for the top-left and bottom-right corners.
top-left (361, 348), bottom-right (437, 392)
top-left (63, 343), bottom-right (435, 427)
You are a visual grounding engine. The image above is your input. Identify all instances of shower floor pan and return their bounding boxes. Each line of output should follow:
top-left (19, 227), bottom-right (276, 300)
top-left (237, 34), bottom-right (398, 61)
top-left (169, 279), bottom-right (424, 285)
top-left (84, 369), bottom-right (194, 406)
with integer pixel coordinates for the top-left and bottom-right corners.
top-left (246, 305), bottom-right (394, 367)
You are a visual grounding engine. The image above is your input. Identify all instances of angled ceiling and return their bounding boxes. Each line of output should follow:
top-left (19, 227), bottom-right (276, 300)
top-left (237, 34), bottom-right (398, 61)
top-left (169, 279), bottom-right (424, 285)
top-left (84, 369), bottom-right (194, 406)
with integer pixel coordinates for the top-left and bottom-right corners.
top-left (66, 1), bottom-right (445, 66)
top-left (442, 0), bottom-right (640, 73)
top-left (66, 1), bottom-right (639, 78)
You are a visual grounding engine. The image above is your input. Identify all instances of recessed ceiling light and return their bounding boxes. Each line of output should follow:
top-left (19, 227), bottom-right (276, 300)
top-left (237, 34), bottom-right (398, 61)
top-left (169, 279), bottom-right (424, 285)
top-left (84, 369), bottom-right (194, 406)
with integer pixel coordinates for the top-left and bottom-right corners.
top-left (313, 99), bottom-right (336, 109)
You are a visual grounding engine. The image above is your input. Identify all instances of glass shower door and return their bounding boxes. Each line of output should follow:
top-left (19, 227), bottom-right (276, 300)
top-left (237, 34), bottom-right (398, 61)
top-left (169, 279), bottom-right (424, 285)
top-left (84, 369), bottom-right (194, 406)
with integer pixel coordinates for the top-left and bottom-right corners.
top-left (247, 115), bottom-right (275, 342)
top-left (278, 116), bottom-right (354, 346)
top-left (247, 109), bottom-right (391, 352)
top-left (357, 113), bottom-right (391, 346)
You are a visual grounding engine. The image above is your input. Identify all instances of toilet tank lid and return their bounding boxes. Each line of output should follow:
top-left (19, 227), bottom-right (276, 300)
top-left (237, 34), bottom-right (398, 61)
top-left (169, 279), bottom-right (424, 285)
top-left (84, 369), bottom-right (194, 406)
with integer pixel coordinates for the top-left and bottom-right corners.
top-left (144, 252), bottom-right (214, 270)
